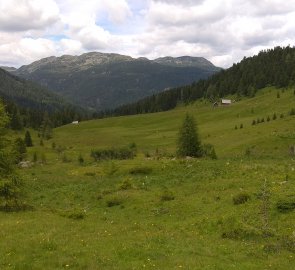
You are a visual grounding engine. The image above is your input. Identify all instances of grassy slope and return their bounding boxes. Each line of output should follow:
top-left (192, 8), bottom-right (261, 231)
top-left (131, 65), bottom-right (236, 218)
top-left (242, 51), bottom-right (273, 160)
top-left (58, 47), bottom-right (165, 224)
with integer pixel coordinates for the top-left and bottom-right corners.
top-left (1, 87), bottom-right (295, 270)
top-left (53, 87), bottom-right (294, 158)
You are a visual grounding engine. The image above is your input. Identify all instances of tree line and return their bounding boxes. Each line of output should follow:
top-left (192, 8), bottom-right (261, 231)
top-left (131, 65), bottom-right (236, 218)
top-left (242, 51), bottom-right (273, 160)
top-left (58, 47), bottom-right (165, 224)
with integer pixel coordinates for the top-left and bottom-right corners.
top-left (109, 46), bottom-right (295, 117)
top-left (1, 98), bottom-right (92, 131)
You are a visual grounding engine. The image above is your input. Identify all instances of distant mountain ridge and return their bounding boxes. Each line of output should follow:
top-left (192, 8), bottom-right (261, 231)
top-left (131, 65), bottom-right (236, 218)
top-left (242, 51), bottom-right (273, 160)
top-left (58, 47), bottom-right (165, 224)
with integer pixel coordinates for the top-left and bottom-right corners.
top-left (13, 52), bottom-right (221, 110)
top-left (154, 56), bottom-right (215, 68)
top-left (1, 66), bottom-right (17, 72)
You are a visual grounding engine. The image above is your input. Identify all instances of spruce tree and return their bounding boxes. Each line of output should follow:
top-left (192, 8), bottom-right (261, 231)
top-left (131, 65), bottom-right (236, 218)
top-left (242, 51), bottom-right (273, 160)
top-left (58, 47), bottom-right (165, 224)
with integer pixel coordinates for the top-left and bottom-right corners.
top-left (24, 131), bottom-right (33, 147)
top-left (0, 102), bottom-right (22, 211)
top-left (14, 138), bottom-right (26, 163)
top-left (177, 113), bottom-right (202, 157)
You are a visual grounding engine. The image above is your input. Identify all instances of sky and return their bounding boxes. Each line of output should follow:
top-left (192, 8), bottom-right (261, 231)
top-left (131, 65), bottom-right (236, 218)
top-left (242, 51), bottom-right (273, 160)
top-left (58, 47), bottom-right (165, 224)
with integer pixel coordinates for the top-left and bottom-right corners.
top-left (0, 0), bottom-right (295, 68)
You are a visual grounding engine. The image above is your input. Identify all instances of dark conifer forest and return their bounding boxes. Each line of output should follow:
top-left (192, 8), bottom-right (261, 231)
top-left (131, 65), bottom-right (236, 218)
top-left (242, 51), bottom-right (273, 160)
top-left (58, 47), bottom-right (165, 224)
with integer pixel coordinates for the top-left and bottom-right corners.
top-left (112, 46), bottom-right (295, 116)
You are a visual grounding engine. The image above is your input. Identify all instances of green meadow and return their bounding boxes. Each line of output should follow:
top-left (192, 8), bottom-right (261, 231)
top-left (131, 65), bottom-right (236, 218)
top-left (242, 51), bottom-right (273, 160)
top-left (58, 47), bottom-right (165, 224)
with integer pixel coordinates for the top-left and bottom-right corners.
top-left (1, 87), bottom-right (295, 269)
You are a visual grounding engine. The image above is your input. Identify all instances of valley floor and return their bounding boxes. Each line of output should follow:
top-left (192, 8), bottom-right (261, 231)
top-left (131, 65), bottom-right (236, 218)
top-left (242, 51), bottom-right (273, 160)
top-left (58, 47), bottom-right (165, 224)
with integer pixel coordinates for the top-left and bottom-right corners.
top-left (1, 158), bottom-right (295, 269)
top-left (1, 87), bottom-right (295, 269)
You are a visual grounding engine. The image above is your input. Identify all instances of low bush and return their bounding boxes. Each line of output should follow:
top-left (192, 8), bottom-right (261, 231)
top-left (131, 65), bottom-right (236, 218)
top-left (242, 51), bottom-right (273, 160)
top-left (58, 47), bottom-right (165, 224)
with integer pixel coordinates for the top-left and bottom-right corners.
top-left (118, 178), bottom-right (133, 190)
top-left (160, 189), bottom-right (175, 201)
top-left (233, 192), bottom-right (251, 205)
top-left (220, 217), bottom-right (261, 240)
top-left (106, 196), bottom-right (123, 207)
top-left (202, 143), bottom-right (217, 159)
top-left (60, 210), bottom-right (86, 220)
top-left (276, 195), bottom-right (295, 213)
top-left (129, 166), bottom-right (153, 175)
top-left (264, 236), bottom-right (295, 253)
top-left (67, 212), bottom-right (85, 220)
top-left (91, 147), bottom-right (135, 161)
top-left (84, 172), bottom-right (96, 177)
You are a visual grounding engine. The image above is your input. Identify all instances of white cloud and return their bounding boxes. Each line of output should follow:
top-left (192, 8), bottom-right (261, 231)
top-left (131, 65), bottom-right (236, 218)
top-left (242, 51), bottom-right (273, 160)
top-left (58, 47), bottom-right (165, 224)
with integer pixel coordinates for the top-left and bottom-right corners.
top-left (0, 0), bottom-right (295, 68)
top-left (0, 37), bottom-right (56, 66)
top-left (0, 0), bottom-right (60, 32)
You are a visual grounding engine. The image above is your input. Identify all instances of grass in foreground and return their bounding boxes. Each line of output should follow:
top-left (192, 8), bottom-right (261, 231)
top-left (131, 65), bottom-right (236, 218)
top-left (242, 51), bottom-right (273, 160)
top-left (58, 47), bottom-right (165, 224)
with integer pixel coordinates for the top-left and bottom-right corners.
top-left (1, 87), bottom-right (295, 269)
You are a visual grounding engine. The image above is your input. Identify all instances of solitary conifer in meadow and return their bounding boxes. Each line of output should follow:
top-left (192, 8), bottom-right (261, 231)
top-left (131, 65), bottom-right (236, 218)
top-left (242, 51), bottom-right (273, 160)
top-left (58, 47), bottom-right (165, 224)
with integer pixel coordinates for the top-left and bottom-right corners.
top-left (273, 113), bottom-right (277, 120)
top-left (177, 113), bottom-right (202, 157)
top-left (24, 131), bottom-right (33, 147)
top-left (267, 116), bottom-right (270, 122)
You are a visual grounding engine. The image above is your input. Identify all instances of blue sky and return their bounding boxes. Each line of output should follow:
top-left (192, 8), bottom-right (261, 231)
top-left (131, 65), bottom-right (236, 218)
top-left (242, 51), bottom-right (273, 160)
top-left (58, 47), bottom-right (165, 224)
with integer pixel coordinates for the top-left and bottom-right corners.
top-left (0, 0), bottom-right (294, 68)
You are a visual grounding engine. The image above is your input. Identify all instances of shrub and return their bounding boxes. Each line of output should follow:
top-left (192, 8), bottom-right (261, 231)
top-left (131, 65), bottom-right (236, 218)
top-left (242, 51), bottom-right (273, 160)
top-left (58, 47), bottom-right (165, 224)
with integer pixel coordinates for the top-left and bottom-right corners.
top-left (13, 138), bottom-right (26, 163)
top-left (91, 147), bottom-right (135, 161)
top-left (273, 113), bottom-right (277, 120)
top-left (233, 192), bottom-right (251, 205)
top-left (51, 142), bottom-right (56, 149)
top-left (276, 196), bottom-right (295, 213)
top-left (0, 176), bottom-right (24, 212)
top-left (33, 152), bottom-right (38, 162)
top-left (118, 178), bottom-right (133, 190)
top-left (245, 147), bottom-right (251, 156)
top-left (62, 153), bottom-right (70, 163)
top-left (160, 189), bottom-right (175, 201)
top-left (84, 172), bottom-right (95, 177)
top-left (41, 153), bottom-right (47, 164)
top-left (78, 153), bottom-right (84, 165)
top-left (106, 196), bottom-right (123, 207)
top-left (128, 142), bottom-right (137, 154)
top-left (67, 212), bottom-right (85, 220)
top-left (103, 162), bottom-right (119, 176)
top-left (220, 217), bottom-right (261, 240)
top-left (129, 166), bottom-right (153, 175)
top-left (289, 108), bottom-right (295, 116)
top-left (240, 123), bottom-right (243, 129)
top-left (267, 116), bottom-right (270, 122)
top-left (252, 120), bottom-right (256, 125)
top-left (202, 143), bottom-right (217, 159)
top-left (24, 131), bottom-right (33, 147)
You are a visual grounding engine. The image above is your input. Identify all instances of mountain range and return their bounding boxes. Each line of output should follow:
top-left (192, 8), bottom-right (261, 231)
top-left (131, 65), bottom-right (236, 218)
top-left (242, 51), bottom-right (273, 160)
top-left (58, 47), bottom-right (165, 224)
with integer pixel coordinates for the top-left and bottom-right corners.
top-left (11, 52), bottom-right (220, 110)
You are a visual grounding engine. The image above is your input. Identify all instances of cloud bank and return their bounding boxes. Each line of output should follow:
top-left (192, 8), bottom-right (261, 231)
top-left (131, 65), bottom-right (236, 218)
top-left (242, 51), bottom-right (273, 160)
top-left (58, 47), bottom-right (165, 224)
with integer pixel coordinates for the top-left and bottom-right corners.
top-left (0, 0), bottom-right (294, 68)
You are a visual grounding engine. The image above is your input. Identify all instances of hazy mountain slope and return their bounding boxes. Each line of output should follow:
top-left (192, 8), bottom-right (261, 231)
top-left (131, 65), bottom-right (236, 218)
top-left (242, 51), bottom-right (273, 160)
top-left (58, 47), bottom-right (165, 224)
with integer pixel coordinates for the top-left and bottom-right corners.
top-left (0, 66), bottom-right (17, 72)
top-left (14, 52), bottom-right (220, 110)
top-left (0, 67), bottom-right (74, 111)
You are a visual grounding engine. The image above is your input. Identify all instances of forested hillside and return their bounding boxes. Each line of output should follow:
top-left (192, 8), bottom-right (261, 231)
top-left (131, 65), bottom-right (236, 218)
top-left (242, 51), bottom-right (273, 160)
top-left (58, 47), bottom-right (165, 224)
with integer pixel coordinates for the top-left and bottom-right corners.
top-left (0, 68), bottom-right (90, 129)
top-left (113, 46), bottom-right (295, 116)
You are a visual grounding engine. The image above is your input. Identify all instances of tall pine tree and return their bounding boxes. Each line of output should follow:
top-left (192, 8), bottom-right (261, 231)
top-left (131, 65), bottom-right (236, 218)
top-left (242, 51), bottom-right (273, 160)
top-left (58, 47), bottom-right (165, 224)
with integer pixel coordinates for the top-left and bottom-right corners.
top-left (177, 113), bottom-right (203, 157)
top-left (24, 130), bottom-right (33, 147)
top-left (0, 101), bottom-right (22, 211)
